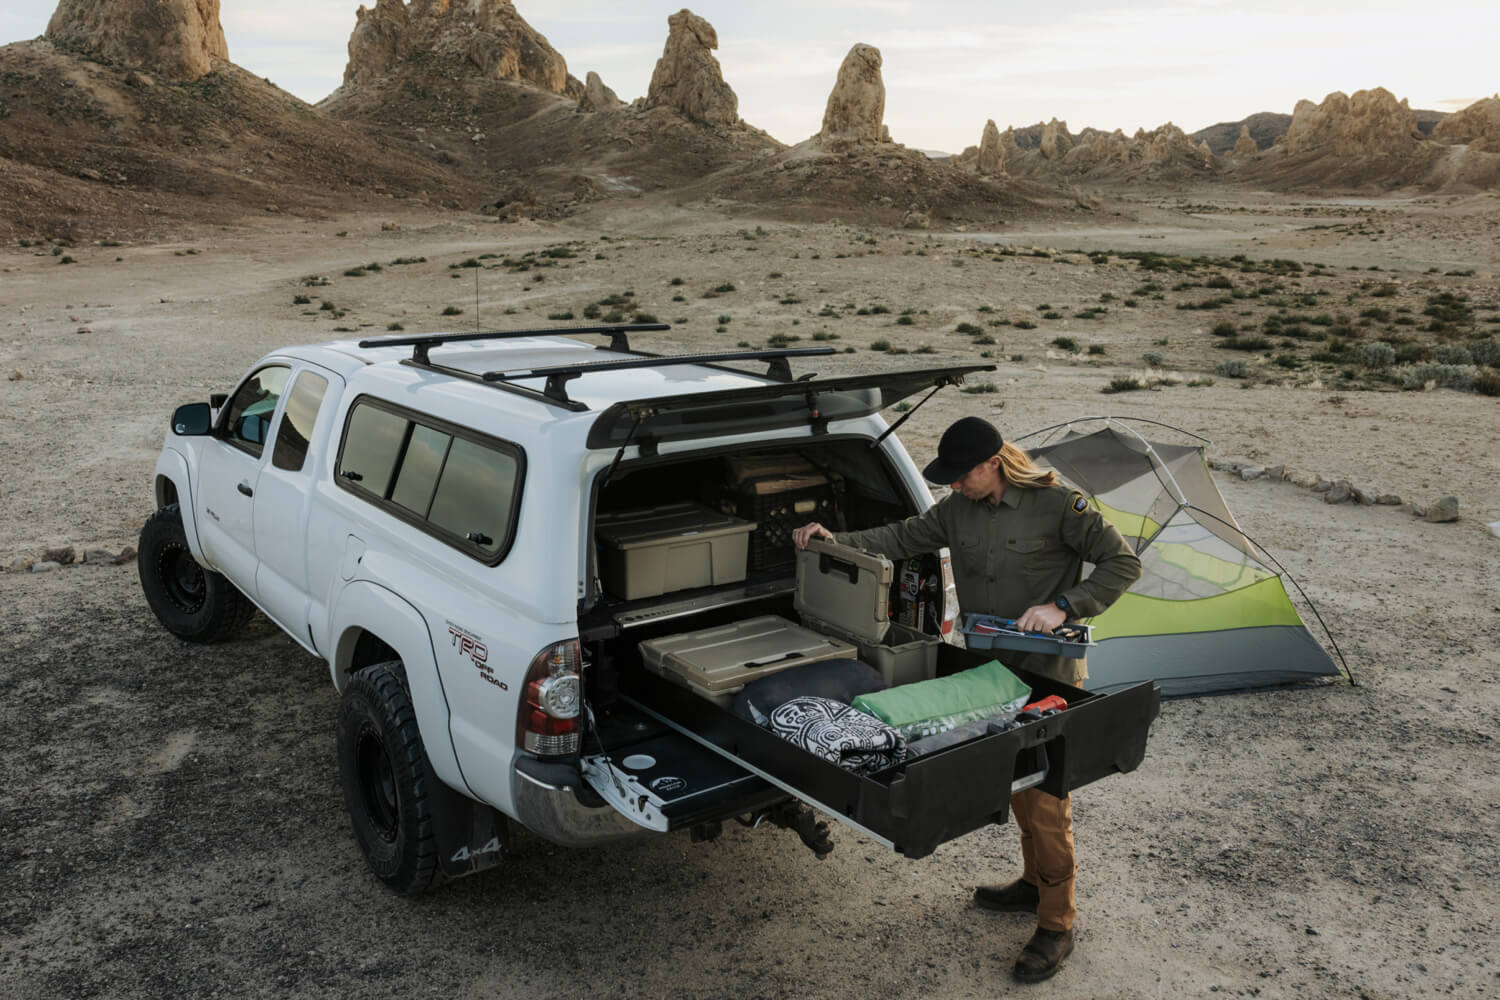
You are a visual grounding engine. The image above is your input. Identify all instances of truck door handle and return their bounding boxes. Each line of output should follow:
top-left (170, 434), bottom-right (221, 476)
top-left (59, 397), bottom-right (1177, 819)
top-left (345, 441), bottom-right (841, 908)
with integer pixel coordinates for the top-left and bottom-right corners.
top-left (237, 482), bottom-right (254, 497)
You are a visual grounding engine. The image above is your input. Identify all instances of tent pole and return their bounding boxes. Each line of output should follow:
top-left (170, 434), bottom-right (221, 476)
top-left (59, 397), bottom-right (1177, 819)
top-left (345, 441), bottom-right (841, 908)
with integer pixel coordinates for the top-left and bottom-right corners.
top-left (1184, 504), bottom-right (1355, 687)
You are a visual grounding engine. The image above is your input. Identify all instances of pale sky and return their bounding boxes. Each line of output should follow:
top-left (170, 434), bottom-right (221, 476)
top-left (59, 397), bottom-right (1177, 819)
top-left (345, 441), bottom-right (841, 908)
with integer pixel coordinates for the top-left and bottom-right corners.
top-left (4, 1), bottom-right (1497, 152)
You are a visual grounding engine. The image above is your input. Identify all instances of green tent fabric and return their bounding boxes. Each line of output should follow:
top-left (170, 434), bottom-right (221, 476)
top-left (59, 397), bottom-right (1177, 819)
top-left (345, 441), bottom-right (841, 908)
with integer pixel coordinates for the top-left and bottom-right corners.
top-left (1019, 417), bottom-right (1348, 696)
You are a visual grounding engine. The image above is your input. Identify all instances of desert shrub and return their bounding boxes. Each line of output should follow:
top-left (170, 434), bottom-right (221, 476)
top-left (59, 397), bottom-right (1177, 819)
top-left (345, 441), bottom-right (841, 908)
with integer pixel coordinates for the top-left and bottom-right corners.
top-left (714, 282), bottom-right (736, 293)
top-left (1087, 344), bottom-right (1106, 355)
top-left (603, 310), bottom-right (625, 323)
top-left (767, 333), bottom-right (800, 347)
top-left (292, 294), bottom-right (311, 305)
top-left (1357, 341), bottom-right (1396, 368)
top-left (1214, 360), bottom-right (1249, 378)
top-left (972, 335), bottom-right (996, 345)
top-left (547, 310), bottom-right (575, 321)
top-left (961, 383), bottom-right (999, 394)
top-left (1101, 377), bottom-right (1144, 394)
top-left (870, 339), bottom-right (891, 352)
top-left (1400, 363), bottom-right (1472, 390)
top-left (1468, 339), bottom-right (1500, 365)
top-left (1051, 336), bottom-right (1079, 353)
top-left (955, 322), bottom-right (982, 335)
top-left (1043, 311), bottom-right (1063, 320)
top-left (896, 315), bottom-right (914, 326)
top-left (1206, 275), bottom-right (1234, 290)
top-left (1013, 319), bottom-right (1037, 330)
top-left (1211, 322), bottom-right (1237, 337)
top-left (634, 313), bottom-right (660, 324)
top-left (441, 305), bottom-right (463, 316)
top-left (386, 322), bottom-right (404, 331)
top-left (1474, 371), bottom-right (1500, 396)
top-left (870, 304), bottom-right (891, 314)
top-left (583, 303), bottom-right (602, 319)
top-left (1220, 336), bottom-right (1271, 352)
top-left (1141, 351), bottom-right (1164, 366)
top-left (1434, 345), bottom-right (1473, 365)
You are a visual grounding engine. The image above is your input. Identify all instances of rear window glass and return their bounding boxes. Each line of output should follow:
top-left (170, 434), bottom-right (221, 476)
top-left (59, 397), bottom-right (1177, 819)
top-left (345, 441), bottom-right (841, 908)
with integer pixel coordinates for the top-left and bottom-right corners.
top-left (336, 397), bottom-right (524, 562)
top-left (428, 437), bottom-right (519, 556)
top-left (339, 404), bottom-right (408, 496)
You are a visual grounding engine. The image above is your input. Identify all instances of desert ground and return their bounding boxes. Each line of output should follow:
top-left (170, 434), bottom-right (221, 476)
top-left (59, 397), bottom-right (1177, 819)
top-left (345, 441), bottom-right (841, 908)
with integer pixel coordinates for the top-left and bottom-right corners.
top-left (2, 189), bottom-right (1498, 999)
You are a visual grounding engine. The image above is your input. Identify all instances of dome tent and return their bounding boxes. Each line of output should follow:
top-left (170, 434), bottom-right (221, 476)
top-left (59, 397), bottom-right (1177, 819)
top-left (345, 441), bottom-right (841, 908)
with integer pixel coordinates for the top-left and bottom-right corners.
top-left (1019, 417), bottom-right (1349, 697)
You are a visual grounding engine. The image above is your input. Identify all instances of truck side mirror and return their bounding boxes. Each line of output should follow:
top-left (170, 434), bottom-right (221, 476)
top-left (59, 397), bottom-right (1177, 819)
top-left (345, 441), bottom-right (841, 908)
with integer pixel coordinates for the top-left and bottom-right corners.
top-left (172, 402), bottom-right (213, 436)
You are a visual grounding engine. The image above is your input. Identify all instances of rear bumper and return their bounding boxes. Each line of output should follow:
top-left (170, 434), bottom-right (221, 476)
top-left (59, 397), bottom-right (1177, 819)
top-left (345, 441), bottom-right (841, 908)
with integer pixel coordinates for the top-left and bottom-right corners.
top-left (511, 758), bottom-right (646, 848)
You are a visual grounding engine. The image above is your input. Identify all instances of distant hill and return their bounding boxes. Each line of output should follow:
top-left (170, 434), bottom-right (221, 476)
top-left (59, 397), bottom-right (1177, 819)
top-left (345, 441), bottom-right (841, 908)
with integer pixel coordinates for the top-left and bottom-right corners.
top-left (1190, 113), bottom-right (1292, 155)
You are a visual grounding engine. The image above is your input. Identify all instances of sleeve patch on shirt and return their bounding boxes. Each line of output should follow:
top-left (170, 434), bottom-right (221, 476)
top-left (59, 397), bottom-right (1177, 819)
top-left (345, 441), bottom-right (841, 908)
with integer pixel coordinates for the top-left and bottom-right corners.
top-left (1071, 493), bottom-right (1090, 513)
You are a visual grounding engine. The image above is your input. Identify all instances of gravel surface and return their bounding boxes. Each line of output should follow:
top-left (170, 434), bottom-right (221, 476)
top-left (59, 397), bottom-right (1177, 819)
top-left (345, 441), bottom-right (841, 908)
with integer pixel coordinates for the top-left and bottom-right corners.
top-left (2, 195), bottom-right (1497, 998)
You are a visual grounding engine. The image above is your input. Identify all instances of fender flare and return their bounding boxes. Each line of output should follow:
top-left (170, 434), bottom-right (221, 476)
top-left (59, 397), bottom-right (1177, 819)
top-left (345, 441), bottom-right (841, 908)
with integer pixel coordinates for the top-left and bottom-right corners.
top-left (154, 448), bottom-right (206, 564)
top-left (329, 581), bottom-right (471, 797)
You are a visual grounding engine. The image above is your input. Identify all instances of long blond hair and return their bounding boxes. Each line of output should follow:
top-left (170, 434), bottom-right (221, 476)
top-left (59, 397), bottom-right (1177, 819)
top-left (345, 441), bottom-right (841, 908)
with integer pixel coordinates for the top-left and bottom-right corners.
top-left (997, 441), bottom-right (1057, 489)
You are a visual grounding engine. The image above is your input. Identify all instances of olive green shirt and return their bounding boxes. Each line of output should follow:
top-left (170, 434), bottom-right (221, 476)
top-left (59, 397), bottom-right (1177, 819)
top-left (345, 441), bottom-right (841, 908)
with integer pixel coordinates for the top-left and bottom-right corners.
top-left (835, 484), bottom-right (1142, 686)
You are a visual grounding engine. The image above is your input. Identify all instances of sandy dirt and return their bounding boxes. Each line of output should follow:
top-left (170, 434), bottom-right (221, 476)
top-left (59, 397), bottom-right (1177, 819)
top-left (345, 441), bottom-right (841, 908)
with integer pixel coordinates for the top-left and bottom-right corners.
top-left (2, 191), bottom-right (1498, 999)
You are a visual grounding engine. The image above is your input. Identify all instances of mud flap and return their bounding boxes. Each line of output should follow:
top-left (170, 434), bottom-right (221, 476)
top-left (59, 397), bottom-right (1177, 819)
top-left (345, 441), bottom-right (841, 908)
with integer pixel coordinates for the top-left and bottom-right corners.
top-left (430, 776), bottom-right (510, 880)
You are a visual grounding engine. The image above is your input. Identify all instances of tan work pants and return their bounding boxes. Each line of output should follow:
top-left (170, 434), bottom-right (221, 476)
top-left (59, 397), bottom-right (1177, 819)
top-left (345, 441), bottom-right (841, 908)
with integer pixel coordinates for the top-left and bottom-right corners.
top-left (1010, 787), bottom-right (1076, 931)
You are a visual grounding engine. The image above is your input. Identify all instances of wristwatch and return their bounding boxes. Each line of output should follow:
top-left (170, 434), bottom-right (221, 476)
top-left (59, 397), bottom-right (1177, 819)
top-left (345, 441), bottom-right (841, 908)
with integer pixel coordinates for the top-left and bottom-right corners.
top-left (1054, 595), bottom-right (1071, 616)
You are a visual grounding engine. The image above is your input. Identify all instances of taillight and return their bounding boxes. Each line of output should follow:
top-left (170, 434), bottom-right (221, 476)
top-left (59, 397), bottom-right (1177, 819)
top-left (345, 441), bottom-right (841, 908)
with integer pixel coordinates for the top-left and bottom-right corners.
top-left (938, 551), bottom-right (959, 637)
top-left (518, 639), bottom-right (582, 756)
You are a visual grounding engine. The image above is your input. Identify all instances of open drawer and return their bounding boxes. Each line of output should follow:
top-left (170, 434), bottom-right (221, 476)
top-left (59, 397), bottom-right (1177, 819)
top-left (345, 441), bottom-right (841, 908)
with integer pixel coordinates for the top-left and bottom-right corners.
top-left (617, 642), bottom-right (1159, 859)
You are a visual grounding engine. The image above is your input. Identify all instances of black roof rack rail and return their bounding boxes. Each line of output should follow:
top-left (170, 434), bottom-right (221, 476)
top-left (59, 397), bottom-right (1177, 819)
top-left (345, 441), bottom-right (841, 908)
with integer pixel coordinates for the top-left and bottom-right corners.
top-left (483, 348), bottom-right (837, 405)
top-left (357, 323), bottom-right (670, 363)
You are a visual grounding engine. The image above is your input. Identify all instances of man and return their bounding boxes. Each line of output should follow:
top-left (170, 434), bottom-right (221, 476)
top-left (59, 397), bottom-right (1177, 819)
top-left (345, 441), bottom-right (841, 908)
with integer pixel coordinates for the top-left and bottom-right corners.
top-left (792, 416), bottom-right (1142, 983)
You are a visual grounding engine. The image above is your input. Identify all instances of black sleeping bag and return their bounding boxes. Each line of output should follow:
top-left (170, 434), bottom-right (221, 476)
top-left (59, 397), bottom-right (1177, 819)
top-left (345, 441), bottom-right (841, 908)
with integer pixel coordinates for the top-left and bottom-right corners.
top-left (731, 658), bottom-right (887, 722)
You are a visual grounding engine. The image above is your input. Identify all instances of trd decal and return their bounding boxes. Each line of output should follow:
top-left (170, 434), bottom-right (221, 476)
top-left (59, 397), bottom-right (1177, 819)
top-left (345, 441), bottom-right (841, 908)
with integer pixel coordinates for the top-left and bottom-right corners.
top-left (446, 621), bottom-right (507, 691)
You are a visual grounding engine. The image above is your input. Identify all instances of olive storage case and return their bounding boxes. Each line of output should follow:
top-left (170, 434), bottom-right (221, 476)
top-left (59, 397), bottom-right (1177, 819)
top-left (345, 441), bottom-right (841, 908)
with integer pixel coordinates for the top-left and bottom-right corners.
top-left (639, 616), bottom-right (858, 708)
top-left (794, 538), bottom-right (940, 687)
top-left (596, 503), bottom-right (757, 601)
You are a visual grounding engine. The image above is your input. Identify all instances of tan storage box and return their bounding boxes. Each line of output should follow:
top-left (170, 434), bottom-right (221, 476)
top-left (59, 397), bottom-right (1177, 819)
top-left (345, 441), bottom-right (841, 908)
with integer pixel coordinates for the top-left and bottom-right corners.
top-left (640, 615), bottom-right (858, 708)
top-left (596, 503), bottom-right (756, 600)
top-left (795, 538), bottom-right (940, 687)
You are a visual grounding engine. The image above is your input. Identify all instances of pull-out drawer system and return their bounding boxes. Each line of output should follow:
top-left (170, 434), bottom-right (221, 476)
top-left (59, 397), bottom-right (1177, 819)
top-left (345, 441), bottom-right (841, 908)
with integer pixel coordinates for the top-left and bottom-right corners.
top-left (617, 643), bottom-right (1158, 859)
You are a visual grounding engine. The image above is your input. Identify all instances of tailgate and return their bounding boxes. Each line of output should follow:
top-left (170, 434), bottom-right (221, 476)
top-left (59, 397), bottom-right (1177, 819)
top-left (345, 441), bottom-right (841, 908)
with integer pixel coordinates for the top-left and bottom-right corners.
top-left (618, 643), bottom-right (1159, 859)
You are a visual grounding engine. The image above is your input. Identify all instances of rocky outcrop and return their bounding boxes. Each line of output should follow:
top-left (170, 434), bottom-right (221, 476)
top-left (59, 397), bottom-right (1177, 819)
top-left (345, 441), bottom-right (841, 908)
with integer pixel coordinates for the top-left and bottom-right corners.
top-left (1039, 118), bottom-right (1072, 160)
top-left (645, 8), bottom-right (738, 126)
top-left (819, 43), bottom-right (885, 144)
top-left (1232, 124), bottom-right (1258, 156)
top-left (1281, 87), bottom-right (1422, 156)
top-left (46, 0), bottom-right (228, 81)
top-left (976, 119), bottom-right (1003, 174)
top-left (1432, 96), bottom-right (1500, 153)
top-left (577, 70), bottom-right (622, 113)
top-left (342, 0), bottom-right (569, 93)
top-left (1196, 138), bottom-right (1217, 167)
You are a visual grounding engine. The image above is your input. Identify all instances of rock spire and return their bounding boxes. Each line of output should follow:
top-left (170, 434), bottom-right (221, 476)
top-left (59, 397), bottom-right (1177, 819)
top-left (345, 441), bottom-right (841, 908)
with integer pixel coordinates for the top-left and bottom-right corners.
top-left (645, 9), bottom-right (738, 126)
top-left (46, 0), bottom-right (228, 81)
top-left (819, 44), bottom-right (885, 144)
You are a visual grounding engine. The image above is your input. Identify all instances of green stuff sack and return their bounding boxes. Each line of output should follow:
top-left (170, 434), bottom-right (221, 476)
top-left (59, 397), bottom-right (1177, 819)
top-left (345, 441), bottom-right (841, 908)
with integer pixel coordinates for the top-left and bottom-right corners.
top-left (852, 660), bottom-right (1032, 741)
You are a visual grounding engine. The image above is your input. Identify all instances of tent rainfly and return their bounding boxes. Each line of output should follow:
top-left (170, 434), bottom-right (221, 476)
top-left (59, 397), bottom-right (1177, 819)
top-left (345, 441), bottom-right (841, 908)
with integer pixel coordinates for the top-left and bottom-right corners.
top-left (1019, 417), bottom-right (1349, 697)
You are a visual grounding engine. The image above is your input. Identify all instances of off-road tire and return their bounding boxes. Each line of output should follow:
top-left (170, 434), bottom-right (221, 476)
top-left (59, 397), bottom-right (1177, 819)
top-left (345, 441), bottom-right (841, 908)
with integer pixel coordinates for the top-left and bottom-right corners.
top-left (137, 505), bottom-right (254, 642)
top-left (336, 660), bottom-right (440, 894)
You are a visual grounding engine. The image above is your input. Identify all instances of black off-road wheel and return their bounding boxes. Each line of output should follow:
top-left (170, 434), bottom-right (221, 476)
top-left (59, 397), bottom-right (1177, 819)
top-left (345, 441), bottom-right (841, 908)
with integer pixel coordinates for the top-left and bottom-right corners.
top-left (137, 505), bottom-right (254, 642)
top-left (336, 660), bottom-right (440, 894)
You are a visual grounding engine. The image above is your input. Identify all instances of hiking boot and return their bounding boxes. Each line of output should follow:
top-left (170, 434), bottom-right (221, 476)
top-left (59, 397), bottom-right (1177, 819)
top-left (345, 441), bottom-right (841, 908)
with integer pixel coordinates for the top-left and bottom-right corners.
top-left (1013, 927), bottom-right (1074, 984)
top-left (973, 878), bottom-right (1039, 913)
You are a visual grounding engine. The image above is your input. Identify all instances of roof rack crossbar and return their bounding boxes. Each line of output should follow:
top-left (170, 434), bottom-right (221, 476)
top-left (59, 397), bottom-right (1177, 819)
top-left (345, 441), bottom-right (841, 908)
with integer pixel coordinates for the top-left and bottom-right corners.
top-left (482, 348), bottom-right (837, 404)
top-left (357, 323), bottom-right (670, 363)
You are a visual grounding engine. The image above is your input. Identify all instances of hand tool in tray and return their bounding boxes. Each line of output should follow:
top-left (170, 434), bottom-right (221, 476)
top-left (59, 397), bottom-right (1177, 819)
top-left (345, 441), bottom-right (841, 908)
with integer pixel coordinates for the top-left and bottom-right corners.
top-left (959, 613), bottom-right (1094, 657)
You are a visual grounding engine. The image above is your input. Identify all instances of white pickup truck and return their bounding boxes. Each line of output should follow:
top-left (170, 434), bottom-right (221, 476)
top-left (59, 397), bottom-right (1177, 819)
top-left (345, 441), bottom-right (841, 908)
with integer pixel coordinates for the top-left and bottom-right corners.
top-left (140, 325), bottom-right (1157, 892)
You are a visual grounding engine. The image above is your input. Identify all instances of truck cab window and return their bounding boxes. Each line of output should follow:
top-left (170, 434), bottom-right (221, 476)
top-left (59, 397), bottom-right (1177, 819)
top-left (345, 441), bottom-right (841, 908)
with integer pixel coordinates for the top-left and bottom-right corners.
top-left (271, 371), bottom-right (330, 472)
top-left (222, 365), bottom-right (290, 457)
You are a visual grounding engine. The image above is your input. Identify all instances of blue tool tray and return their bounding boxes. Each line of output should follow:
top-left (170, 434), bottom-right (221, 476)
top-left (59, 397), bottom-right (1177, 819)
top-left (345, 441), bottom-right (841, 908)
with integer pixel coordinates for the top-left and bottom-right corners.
top-left (960, 613), bottom-right (1093, 657)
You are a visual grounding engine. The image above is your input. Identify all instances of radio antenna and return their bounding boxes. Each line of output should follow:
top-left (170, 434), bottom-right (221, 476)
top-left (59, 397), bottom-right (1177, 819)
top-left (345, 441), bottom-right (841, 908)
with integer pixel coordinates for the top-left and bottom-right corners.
top-left (474, 265), bottom-right (480, 331)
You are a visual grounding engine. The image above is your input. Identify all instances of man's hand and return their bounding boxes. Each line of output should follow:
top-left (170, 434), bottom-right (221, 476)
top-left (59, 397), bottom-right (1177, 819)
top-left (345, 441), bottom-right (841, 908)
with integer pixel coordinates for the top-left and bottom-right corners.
top-left (792, 522), bottom-right (833, 550)
top-left (1015, 603), bottom-right (1067, 634)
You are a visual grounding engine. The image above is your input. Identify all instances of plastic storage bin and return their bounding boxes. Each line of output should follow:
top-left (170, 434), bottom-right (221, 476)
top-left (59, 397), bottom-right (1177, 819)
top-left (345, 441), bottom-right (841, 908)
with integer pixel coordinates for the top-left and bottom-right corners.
top-left (795, 538), bottom-right (940, 687)
top-left (596, 503), bottom-right (756, 600)
top-left (640, 615), bottom-right (858, 708)
top-left (713, 473), bottom-right (841, 573)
